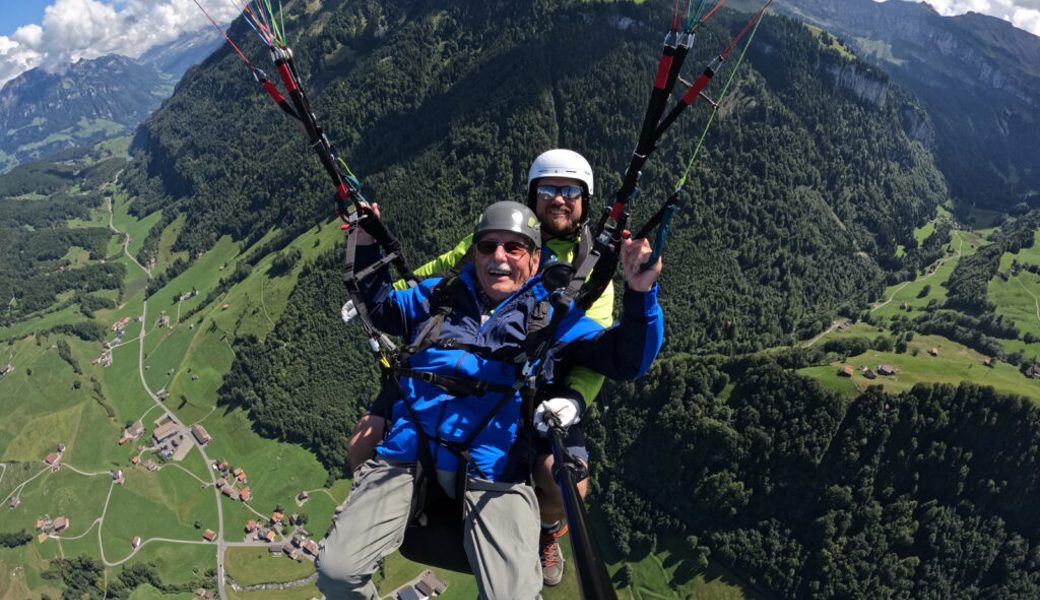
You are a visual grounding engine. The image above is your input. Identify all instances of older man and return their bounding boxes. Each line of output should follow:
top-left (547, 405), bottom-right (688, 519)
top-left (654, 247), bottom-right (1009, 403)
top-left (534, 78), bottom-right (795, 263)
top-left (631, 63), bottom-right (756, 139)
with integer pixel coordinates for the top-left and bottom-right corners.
top-left (345, 149), bottom-right (612, 585)
top-left (317, 201), bottom-right (664, 599)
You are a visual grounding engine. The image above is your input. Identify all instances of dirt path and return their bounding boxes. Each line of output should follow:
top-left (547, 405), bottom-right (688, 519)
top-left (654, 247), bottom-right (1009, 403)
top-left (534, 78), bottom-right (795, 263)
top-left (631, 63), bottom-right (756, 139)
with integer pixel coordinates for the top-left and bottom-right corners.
top-left (1015, 276), bottom-right (1040, 327)
top-left (108, 194), bottom-right (151, 279)
top-left (803, 319), bottom-right (844, 348)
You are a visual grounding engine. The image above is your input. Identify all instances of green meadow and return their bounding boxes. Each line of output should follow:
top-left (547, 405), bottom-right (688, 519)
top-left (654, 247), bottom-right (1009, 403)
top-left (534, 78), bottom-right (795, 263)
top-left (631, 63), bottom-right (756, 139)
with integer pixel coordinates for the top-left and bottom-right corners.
top-left (872, 230), bottom-right (985, 320)
top-left (224, 547), bottom-right (315, 586)
top-left (798, 334), bottom-right (1040, 402)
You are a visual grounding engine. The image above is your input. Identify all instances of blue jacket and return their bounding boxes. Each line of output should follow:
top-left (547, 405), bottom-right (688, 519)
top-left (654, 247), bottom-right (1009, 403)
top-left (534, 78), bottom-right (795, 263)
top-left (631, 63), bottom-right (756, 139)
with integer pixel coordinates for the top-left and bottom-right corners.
top-left (356, 245), bottom-right (664, 482)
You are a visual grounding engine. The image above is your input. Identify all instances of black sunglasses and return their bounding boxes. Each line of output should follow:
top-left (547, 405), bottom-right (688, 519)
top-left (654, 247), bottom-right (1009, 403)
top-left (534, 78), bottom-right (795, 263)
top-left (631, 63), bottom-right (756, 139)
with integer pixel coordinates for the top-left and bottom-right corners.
top-left (475, 239), bottom-right (532, 258)
top-left (535, 184), bottom-right (583, 203)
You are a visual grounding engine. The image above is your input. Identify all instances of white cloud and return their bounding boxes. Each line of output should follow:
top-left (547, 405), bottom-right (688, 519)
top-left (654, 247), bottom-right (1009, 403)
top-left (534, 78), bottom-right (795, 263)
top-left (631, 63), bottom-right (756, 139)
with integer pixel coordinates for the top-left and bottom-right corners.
top-left (878, 0), bottom-right (1040, 35)
top-left (1012, 7), bottom-right (1040, 32)
top-left (0, 0), bottom-right (242, 87)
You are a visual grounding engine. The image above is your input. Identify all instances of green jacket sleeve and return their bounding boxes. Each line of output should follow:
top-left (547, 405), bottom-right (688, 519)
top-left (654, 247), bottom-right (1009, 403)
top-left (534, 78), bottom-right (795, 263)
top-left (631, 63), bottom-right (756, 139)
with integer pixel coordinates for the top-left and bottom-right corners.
top-left (564, 281), bottom-right (614, 405)
top-left (392, 234), bottom-right (474, 291)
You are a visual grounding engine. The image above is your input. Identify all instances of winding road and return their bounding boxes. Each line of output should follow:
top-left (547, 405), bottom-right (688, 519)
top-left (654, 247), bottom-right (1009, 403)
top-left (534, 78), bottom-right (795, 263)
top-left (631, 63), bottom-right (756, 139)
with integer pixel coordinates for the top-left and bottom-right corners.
top-left (109, 194), bottom-right (229, 599)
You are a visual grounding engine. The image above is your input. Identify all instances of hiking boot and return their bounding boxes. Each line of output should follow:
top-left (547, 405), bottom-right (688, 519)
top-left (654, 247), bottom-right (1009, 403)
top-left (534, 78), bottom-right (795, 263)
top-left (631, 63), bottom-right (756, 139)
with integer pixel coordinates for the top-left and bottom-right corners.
top-left (539, 523), bottom-right (568, 586)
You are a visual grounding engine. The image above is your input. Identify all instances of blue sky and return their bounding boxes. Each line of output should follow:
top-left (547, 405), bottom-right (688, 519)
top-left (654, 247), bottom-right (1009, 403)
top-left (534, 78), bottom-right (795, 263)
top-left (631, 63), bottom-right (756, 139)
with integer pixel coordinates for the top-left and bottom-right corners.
top-left (0, 1), bottom-right (50, 37)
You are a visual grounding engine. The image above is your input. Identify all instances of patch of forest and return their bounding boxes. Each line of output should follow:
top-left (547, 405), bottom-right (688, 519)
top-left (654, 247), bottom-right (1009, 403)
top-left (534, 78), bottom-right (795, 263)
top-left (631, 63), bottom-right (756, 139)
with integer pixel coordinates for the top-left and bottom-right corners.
top-left (590, 355), bottom-right (1040, 598)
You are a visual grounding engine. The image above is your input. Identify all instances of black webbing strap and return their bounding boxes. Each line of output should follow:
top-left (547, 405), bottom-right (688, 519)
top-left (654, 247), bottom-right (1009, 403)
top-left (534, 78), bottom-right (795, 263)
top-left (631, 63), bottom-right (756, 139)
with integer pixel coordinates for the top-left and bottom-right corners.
top-left (392, 367), bottom-right (514, 399)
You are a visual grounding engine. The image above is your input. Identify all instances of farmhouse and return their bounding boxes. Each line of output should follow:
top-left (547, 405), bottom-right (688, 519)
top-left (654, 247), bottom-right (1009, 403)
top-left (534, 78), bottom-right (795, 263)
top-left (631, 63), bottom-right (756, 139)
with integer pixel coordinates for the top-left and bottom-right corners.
top-left (221, 487), bottom-right (240, 500)
top-left (202, 529), bottom-right (216, 541)
top-left (131, 536), bottom-right (141, 549)
top-left (52, 516), bottom-right (69, 533)
top-left (239, 487), bottom-right (251, 502)
top-left (268, 543), bottom-right (283, 556)
top-left (153, 420), bottom-right (180, 443)
top-left (877, 364), bottom-right (897, 376)
top-left (8, 496), bottom-right (19, 508)
top-left (416, 570), bottom-right (447, 596)
top-left (0, 363), bottom-right (12, 377)
top-left (191, 424), bottom-right (212, 446)
top-left (126, 421), bottom-right (145, 439)
top-left (838, 365), bottom-right (854, 377)
top-left (397, 587), bottom-right (424, 600)
top-left (928, 347), bottom-right (939, 356)
top-left (862, 368), bottom-right (877, 380)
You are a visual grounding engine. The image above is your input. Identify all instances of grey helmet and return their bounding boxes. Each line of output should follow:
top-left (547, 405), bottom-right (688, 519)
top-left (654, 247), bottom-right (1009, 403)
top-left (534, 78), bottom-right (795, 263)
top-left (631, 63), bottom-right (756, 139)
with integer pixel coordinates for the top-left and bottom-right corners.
top-left (474, 201), bottom-right (541, 249)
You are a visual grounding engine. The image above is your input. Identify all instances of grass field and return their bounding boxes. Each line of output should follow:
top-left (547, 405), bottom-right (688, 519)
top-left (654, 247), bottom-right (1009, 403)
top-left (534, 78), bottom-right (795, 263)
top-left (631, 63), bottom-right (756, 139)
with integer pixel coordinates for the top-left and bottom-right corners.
top-left (224, 547), bottom-right (315, 586)
top-left (798, 334), bottom-right (1040, 402)
top-left (0, 304), bottom-right (85, 341)
top-left (128, 584), bottom-right (196, 599)
top-left (988, 230), bottom-right (1040, 351)
top-left (872, 230), bottom-right (985, 320)
top-left (227, 585), bottom-right (322, 599)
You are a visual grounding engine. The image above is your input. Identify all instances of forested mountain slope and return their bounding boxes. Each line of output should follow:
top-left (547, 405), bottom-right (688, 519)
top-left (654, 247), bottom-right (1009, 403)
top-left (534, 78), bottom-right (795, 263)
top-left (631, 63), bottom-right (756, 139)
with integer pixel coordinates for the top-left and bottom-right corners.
top-left (778, 0), bottom-right (1040, 213)
top-left (0, 29), bottom-right (221, 172)
top-left (124, 0), bottom-right (946, 357)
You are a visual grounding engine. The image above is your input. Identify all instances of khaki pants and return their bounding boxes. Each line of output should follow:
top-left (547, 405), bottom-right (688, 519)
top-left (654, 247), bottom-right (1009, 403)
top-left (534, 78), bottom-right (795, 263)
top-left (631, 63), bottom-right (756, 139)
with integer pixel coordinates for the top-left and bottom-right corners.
top-left (315, 456), bottom-right (542, 599)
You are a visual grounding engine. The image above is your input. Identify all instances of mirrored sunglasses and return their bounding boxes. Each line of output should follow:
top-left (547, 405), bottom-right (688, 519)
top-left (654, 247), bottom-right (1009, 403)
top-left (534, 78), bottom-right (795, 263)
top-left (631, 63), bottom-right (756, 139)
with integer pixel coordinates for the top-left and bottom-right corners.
top-left (536, 184), bottom-right (583, 203)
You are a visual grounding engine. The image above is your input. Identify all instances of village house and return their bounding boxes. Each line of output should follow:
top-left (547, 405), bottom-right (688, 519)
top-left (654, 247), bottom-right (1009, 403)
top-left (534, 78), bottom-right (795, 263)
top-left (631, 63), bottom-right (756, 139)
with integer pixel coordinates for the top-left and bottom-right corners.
top-left (281, 540), bottom-right (300, 559)
top-left (126, 421), bottom-right (145, 439)
top-left (131, 455), bottom-right (141, 465)
top-left (112, 469), bottom-right (125, 484)
top-left (221, 487), bottom-right (240, 501)
top-left (268, 543), bottom-right (283, 556)
top-left (202, 529), bottom-right (216, 541)
top-left (153, 420), bottom-right (180, 444)
top-left (44, 453), bottom-right (60, 468)
top-left (397, 587), bottom-right (424, 600)
top-left (264, 530), bottom-right (277, 543)
top-left (191, 424), bottom-right (212, 446)
top-left (270, 511), bottom-right (283, 524)
top-left (302, 540), bottom-right (319, 557)
top-left (239, 488), bottom-right (251, 502)
top-left (215, 478), bottom-right (227, 489)
top-left (297, 491), bottom-right (309, 503)
top-left (416, 570), bottom-right (448, 596)
top-left (245, 520), bottom-right (258, 533)
top-left (144, 460), bottom-right (159, 471)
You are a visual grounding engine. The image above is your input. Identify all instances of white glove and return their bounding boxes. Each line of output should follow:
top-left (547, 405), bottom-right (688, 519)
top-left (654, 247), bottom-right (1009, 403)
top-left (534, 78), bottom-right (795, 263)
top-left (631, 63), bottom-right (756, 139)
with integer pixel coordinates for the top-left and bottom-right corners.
top-left (534, 397), bottom-right (582, 434)
top-left (341, 300), bottom-right (359, 325)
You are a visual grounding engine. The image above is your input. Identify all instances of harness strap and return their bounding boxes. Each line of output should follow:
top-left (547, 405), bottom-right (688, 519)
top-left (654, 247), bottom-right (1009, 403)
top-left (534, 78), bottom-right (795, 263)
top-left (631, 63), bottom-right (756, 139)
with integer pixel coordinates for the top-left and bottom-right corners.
top-left (392, 367), bottom-right (515, 398)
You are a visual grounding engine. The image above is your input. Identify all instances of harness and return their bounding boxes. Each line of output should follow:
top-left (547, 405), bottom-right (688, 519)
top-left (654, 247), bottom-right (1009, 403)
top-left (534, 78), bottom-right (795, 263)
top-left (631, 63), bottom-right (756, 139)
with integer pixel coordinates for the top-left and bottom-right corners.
top-left (360, 273), bottom-right (554, 526)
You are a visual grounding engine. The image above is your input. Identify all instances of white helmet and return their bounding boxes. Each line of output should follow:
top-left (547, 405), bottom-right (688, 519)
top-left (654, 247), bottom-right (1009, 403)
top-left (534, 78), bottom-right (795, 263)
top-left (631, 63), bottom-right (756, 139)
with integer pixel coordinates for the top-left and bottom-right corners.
top-left (526, 149), bottom-right (595, 209)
